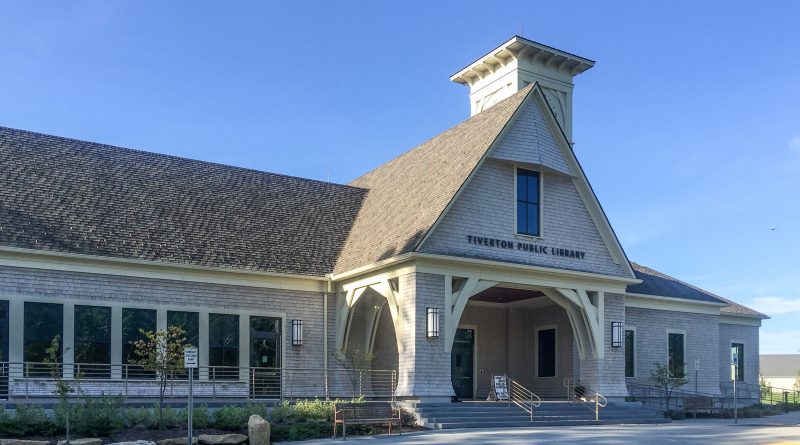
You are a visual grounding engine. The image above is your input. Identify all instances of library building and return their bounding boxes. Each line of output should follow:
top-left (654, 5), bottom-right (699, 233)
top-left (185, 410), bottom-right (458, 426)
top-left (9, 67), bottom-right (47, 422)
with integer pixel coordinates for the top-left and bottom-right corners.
top-left (0, 36), bottom-right (766, 423)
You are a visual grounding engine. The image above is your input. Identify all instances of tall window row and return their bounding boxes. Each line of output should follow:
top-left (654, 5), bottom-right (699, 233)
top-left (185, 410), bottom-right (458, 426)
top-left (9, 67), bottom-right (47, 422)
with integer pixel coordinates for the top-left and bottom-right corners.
top-left (14, 302), bottom-right (281, 379)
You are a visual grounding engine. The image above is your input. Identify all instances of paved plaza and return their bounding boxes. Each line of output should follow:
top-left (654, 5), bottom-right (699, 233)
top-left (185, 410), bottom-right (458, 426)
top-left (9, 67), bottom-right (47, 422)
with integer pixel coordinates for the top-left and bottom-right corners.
top-left (300, 412), bottom-right (800, 444)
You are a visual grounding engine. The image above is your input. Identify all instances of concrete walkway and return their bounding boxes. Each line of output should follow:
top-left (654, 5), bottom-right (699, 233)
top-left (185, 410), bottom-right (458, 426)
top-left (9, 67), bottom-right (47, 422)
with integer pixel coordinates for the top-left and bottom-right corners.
top-left (296, 412), bottom-right (800, 444)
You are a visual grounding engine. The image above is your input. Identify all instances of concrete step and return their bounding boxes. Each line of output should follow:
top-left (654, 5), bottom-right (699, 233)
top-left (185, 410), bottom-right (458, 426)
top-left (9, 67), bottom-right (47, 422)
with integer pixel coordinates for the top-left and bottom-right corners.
top-left (412, 402), bottom-right (668, 430)
top-left (426, 417), bottom-right (669, 429)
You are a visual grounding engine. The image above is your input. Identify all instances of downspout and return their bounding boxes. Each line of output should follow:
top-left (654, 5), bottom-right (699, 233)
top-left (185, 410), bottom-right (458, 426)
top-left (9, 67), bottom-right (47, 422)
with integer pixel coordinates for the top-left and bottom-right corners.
top-left (324, 274), bottom-right (332, 398)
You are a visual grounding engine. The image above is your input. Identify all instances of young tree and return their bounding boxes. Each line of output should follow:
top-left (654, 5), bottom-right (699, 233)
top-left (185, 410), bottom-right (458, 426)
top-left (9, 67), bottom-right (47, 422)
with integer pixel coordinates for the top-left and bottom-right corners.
top-left (760, 374), bottom-right (773, 402)
top-left (45, 335), bottom-right (82, 445)
top-left (649, 361), bottom-right (688, 410)
top-left (129, 326), bottom-right (190, 428)
top-left (335, 347), bottom-right (375, 401)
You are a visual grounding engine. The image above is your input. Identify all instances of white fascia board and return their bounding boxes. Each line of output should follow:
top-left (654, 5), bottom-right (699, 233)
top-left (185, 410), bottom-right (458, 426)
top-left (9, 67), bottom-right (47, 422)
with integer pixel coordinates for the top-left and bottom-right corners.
top-left (720, 314), bottom-right (763, 327)
top-left (625, 292), bottom-right (726, 315)
top-left (0, 245), bottom-right (327, 293)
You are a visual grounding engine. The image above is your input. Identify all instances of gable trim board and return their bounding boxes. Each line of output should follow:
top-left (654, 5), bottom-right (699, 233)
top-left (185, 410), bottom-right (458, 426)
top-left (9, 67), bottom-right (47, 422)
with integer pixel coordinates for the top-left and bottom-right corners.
top-left (414, 84), bottom-right (635, 279)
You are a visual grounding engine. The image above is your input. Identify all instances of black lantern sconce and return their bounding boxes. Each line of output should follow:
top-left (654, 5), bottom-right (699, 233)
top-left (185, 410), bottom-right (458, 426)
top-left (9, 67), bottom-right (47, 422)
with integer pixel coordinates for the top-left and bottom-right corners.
top-left (291, 319), bottom-right (304, 347)
top-left (611, 321), bottom-right (623, 348)
top-left (426, 307), bottom-right (440, 338)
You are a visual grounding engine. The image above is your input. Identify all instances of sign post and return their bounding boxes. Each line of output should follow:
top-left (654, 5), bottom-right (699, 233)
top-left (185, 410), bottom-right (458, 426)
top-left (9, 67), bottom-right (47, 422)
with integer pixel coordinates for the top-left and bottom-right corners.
top-left (732, 353), bottom-right (738, 424)
top-left (184, 347), bottom-right (198, 444)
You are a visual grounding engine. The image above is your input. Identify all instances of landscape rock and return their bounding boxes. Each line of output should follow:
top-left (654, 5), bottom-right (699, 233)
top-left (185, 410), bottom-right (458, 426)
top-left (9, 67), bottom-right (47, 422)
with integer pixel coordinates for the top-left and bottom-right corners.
top-left (108, 442), bottom-right (156, 445)
top-left (57, 439), bottom-right (103, 445)
top-left (157, 439), bottom-right (198, 445)
top-left (198, 435), bottom-right (248, 445)
top-left (1, 440), bottom-right (50, 445)
top-left (248, 414), bottom-right (270, 445)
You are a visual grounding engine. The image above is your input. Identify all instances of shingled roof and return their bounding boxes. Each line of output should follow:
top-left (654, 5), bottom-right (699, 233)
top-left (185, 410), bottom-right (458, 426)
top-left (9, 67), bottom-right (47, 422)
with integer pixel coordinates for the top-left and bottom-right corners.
top-left (628, 262), bottom-right (766, 318)
top-left (333, 85), bottom-right (534, 274)
top-left (0, 127), bottom-right (367, 276)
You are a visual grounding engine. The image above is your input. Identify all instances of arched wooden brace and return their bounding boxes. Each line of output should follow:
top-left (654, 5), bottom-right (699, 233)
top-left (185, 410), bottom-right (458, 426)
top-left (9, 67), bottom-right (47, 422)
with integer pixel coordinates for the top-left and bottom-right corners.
top-left (546, 288), bottom-right (604, 359)
top-left (444, 275), bottom-right (498, 352)
top-left (336, 279), bottom-right (404, 354)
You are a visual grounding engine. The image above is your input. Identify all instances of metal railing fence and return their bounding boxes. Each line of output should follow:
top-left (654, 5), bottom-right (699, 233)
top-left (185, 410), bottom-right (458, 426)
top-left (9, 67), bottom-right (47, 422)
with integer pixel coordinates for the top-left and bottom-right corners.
top-left (563, 377), bottom-right (607, 421)
top-left (508, 377), bottom-right (541, 421)
top-left (0, 361), bottom-right (396, 402)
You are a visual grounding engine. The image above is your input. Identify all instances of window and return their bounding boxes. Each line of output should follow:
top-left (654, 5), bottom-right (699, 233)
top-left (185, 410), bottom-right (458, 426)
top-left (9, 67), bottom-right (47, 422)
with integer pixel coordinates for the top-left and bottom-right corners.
top-left (24, 302), bottom-right (63, 376)
top-left (668, 332), bottom-right (685, 378)
top-left (74, 305), bottom-right (111, 378)
top-left (0, 300), bottom-right (8, 363)
top-left (537, 328), bottom-right (556, 377)
top-left (209, 313), bottom-right (239, 379)
top-left (625, 329), bottom-right (635, 378)
top-left (122, 308), bottom-right (157, 378)
top-left (731, 343), bottom-right (744, 381)
top-left (168, 311), bottom-right (199, 378)
top-left (516, 168), bottom-right (541, 236)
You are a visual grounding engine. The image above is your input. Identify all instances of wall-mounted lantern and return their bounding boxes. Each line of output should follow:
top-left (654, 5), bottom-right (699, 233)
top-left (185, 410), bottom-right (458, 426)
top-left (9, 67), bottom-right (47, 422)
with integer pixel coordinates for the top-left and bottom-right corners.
top-left (291, 319), bottom-right (304, 347)
top-left (426, 307), bottom-right (440, 338)
top-left (611, 321), bottom-right (623, 348)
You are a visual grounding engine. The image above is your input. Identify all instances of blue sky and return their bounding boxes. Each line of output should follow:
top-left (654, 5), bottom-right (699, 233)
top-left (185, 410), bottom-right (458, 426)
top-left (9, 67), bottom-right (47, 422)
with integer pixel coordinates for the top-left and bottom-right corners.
top-left (1, 1), bottom-right (798, 354)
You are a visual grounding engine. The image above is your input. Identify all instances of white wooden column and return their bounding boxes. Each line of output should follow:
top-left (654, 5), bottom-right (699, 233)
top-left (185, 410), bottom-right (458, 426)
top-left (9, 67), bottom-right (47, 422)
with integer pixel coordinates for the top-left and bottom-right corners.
top-left (199, 311), bottom-right (209, 380)
top-left (110, 306), bottom-right (123, 379)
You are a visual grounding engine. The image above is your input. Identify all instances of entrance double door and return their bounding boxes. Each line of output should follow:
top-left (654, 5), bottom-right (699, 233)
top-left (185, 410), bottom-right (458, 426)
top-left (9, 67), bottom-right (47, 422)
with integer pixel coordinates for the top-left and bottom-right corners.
top-left (249, 316), bottom-right (281, 398)
top-left (451, 328), bottom-right (474, 399)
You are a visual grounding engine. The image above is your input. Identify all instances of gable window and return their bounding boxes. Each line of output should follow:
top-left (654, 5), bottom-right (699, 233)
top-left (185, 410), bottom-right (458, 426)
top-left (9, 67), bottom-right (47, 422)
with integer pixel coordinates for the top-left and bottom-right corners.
top-left (731, 343), bottom-right (744, 381)
top-left (516, 168), bottom-right (541, 236)
top-left (668, 332), bottom-right (685, 378)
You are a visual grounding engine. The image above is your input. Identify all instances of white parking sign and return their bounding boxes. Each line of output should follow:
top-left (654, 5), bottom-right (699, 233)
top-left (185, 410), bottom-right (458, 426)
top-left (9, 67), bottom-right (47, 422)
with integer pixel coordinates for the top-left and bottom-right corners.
top-left (184, 347), bottom-right (198, 369)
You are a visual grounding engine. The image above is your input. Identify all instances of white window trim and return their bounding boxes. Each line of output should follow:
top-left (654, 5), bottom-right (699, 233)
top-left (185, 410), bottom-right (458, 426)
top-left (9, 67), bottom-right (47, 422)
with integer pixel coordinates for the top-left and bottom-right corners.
top-left (513, 165), bottom-right (544, 239)
top-left (534, 324), bottom-right (558, 378)
top-left (625, 326), bottom-right (637, 379)
top-left (666, 328), bottom-right (687, 378)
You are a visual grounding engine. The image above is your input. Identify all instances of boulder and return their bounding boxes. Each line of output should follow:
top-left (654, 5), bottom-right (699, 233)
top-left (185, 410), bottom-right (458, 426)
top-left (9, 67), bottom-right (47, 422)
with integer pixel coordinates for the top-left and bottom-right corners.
top-left (108, 442), bottom-right (156, 445)
top-left (247, 414), bottom-right (270, 445)
top-left (197, 435), bottom-right (247, 445)
top-left (57, 439), bottom-right (103, 445)
top-left (157, 439), bottom-right (198, 445)
top-left (1, 441), bottom-right (50, 445)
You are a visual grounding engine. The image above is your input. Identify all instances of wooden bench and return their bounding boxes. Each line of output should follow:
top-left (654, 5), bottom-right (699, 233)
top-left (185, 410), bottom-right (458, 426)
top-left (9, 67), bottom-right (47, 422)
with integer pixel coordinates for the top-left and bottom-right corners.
top-left (333, 401), bottom-right (402, 439)
top-left (684, 396), bottom-right (723, 415)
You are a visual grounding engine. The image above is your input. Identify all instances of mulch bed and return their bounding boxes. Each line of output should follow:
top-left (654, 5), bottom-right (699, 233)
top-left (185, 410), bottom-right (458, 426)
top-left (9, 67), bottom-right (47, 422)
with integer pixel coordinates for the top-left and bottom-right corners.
top-left (19, 428), bottom-right (247, 444)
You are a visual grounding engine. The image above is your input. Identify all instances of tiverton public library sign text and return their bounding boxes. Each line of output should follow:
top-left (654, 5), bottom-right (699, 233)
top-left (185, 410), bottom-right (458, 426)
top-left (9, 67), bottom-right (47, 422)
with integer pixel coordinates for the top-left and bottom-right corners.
top-left (466, 235), bottom-right (586, 259)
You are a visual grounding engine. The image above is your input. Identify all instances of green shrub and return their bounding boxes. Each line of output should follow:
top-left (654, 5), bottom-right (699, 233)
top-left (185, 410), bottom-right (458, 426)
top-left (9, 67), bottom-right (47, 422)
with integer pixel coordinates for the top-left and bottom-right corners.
top-left (191, 405), bottom-right (211, 429)
top-left (293, 399), bottom-right (334, 420)
top-left (66, 396), bottom-right (124, 436)
top-left (214, 404), bottom-right (268, 431)
top-left (665, 409), bottom-right (685, 420)
top-left (2, 404), bottom-right (58, 437)
top-left (269, 401), bottom-right (293, 424)
top-left (159, 405), bottom-right (183, 429)
top-left (123, 407), bottom-right (155, 429)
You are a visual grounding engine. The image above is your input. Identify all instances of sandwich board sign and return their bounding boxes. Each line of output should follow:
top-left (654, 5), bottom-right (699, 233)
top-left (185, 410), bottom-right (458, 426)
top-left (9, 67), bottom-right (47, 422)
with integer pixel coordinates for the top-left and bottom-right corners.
top-left (492, 375), bottom-right (510, 401)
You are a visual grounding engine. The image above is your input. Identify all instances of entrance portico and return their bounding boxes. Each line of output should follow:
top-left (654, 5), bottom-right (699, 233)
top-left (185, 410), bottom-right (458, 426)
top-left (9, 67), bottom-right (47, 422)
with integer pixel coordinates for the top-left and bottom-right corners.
top-left (333, 253), bottom-right (637, 402)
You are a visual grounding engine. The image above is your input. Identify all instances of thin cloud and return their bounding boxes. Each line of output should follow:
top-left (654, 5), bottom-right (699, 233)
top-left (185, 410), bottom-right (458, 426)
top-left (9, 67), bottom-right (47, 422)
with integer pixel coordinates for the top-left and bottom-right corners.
top-left (791, 136), bottom-right (800, 153)
top-left (752, 296), bottom-right (800, 316)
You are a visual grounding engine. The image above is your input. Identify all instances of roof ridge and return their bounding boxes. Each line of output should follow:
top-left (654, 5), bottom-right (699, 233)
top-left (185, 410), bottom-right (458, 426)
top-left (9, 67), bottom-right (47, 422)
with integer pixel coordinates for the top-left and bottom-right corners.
top-left (0, 125), bottom-right (366, 192)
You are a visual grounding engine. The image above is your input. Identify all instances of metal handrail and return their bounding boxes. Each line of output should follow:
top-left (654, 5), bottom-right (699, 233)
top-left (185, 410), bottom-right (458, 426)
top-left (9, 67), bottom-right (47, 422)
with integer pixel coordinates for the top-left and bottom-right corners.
top-left (0, 361), bottom-right (397, 402)
top-left (508, 377), bottom-right (541, 421)
top-left (563, 377), bottom-right (607, 421)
